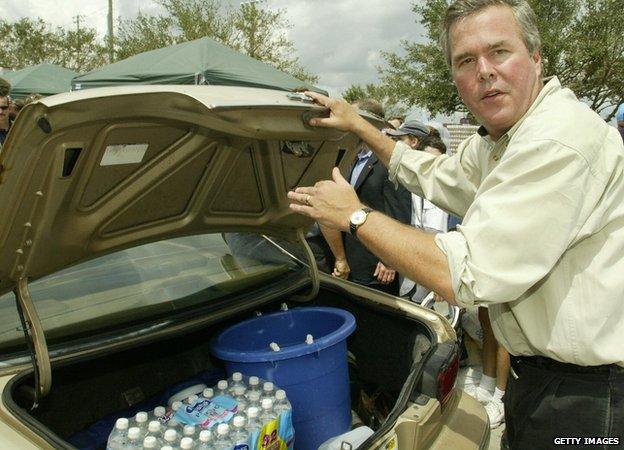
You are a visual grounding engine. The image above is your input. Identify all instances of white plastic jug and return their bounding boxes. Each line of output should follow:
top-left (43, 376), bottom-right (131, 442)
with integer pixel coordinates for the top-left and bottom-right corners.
top-left (317, 426), bottom-right (374, 450)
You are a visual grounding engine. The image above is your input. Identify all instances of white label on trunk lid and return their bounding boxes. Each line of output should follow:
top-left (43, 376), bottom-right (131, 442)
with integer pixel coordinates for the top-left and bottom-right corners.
top-left (101, 143), bottom-right (149, 166)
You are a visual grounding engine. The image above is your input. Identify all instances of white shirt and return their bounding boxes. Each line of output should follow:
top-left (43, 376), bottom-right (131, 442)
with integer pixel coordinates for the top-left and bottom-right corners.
top-left (388, 77), bottom-right (624, 367)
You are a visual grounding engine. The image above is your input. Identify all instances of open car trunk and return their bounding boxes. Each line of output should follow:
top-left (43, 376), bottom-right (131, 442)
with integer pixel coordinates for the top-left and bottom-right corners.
top-left (4, 284), bottom-right (436, 449)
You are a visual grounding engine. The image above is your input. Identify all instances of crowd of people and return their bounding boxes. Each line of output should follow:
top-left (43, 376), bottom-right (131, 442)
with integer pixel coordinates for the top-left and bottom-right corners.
top-left (0, 76), bottom-right (42, 148)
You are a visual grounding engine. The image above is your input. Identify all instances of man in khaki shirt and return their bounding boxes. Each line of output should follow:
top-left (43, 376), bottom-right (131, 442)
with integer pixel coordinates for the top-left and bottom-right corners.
top-left (288, 0), bottom-right (624, 447)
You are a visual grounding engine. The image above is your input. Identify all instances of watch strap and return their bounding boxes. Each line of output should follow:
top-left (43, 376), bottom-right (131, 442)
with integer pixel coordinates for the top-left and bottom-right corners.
top-left (349, 207), bottom-right (373, 237)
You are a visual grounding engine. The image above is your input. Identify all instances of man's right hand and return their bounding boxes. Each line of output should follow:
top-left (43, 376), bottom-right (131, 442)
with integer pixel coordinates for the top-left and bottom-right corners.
top-left (332, 258), bottom-right (350, 279)
top-left (304, 91), bottom-right (367, 132)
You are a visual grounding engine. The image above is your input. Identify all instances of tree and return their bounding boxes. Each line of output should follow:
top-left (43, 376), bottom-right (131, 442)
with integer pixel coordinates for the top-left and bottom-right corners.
top-left (342, 83), bottom-right (407, 117)
top-left (0, 18), bottom-right (107, 72)
top-left (380, 0), bottom-right (624, 120)
top-left (116, 0), bottom-right (317, 83)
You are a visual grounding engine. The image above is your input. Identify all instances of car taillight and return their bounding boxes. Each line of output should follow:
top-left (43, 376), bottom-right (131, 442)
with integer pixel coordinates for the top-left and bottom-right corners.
top-left (417, 341), bottom-right (460, 406)
top-left (437, 348), bottom-right (460, 405)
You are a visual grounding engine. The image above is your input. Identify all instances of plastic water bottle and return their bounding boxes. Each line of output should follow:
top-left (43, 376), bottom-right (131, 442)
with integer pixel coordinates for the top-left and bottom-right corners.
top-left (216, 380), bottom-right (229, 397)
top-left (231, 415), bottom-right (249, 449)
top-left (134, 412), bottom-right (149, 434)
top-left (261, 382), bottom-right (275, 403)
top-left (214, 423), bottom-right (233, 450)
top-left (273, 390), bottom-right (291, 415)
top-left (245, 407), bottom-right (261, 434)
top-left (247, 376), bottom-right (260, 395)
top-left (146, 420), bottom-right (164, 442)
top-left (259, 398), bottom-right (276, 423)
top-left (247, 390), bottom-right (261, 409)
top-left (233, 386), bottom-right (248, 413)
top-left (182, 425), bottom-right (197, 440)
top-left (143, 435), bottom-right (159, 449)
top-left (153, 406), bottom-right (167, 420)
top-left (126, 427), bottom-right (143, 450)
top-left (107, 417), bottom-right (129, 450)
top-left (202, 388), bottom-right (214, 401)
top-left (179, 437), bottom-right (195, 450)
top-left (163, 429), bottom-right (180, 449)
top-left (196, 430), bottom-right (213, 450)
top-left (230, 372), bottom-right (246, 392)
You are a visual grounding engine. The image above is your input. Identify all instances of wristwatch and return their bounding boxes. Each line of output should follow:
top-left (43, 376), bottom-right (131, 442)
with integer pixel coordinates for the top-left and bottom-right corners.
top-left (349, 207), bottom-right (373, 237)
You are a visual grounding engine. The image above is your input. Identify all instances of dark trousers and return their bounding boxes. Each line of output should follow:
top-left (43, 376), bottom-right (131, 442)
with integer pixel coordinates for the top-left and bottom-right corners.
top-left (506, 355), bottom-right (624, 449)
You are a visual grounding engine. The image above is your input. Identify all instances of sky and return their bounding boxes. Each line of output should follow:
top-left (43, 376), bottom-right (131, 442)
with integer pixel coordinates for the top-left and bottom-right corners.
top-left (0, 0), bottom-right (428, 97)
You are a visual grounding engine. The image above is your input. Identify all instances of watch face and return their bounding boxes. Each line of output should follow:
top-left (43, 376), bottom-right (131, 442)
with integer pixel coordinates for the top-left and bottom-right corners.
top-left (350, 209), bottom-right (367, 225)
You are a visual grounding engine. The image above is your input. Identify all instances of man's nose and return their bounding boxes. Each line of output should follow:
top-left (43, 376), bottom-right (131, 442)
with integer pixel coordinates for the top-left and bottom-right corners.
top-left (476, 57), bottom-right (496, 81)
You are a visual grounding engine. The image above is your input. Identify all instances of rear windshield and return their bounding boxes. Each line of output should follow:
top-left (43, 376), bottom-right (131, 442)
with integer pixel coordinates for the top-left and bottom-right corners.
top-left (0, 233), bottom-right (304, 357)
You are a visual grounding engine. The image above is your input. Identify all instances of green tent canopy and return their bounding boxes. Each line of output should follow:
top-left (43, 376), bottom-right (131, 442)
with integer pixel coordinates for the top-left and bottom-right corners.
top-left (72, 37), bottom-right (324, 94)
top-left (3, 63), bottom-right (77, 99)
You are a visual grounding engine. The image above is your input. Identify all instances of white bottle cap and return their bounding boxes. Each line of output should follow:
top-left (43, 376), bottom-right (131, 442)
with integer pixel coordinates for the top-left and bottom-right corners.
top-left (275, 389), bottom-right (286, 400)
top-left (306, 334), bottom-right (314, 344)
top-left (115, 418), bottom-right (129, 430)
top-left (280, 302), bottom-right (288, 310)
top-left (172, 400), bottom-right (183, 411)
top-left (217, 423), bottom-right (229, 435)
top-left (180, 437), bottom-right (194, 450)
top-left (269, 342), bottom-right (281, 351)
top-left (248, 390), bottom-right (260, 401)
top-left (247, 406), bottom-right (259, 418)
top-left (128, 427), bottom-right (141, 440)
top-left (263, 382), bottom-right (274, 392)
top-left (203, 387), bottom-right (214, 398)
top-left (232, 372), bottom-right (243, 382)
top-left (234, 386), bottom-right (246, 396)
top-left (187, 394), bottom-right (199, 404)
top-left (143, 436), bottom-right (157, 449)
top-left (135, 411), bottom-right (148, 424)
top-left (183, 425), bottom-right (195, 436)
top-left (153, 406), bottom-right (166, 417)
top-left (148, 420), bottom-right (161, 433)
top-left (199, 429), bottom-right (212, 442)
top-left (161, 446), bottom-right (173, 450)
top-left (217, 380), bottom-right (228, 390)
top-left (249, 376), bottom-right (259, 386)
top-left (164, 429), bottom-right (178, 442)
top-left (233, 415), bottom-right (246, 427)
top-left (261, 398), bottom-right (273, 409)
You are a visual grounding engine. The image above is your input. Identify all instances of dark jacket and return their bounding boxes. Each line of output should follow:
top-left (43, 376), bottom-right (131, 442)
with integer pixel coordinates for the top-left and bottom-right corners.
top-left (344, 153), bottom-right (411, 292)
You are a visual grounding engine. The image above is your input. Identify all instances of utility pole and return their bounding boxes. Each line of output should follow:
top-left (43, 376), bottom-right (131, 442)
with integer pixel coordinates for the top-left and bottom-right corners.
top-left (107, 0), bottom-right (114, 63)
top-left (74, 15), bottom-right (81, 33)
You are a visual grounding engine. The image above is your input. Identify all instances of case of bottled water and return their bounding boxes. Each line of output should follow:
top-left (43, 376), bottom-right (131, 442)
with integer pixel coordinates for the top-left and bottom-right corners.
top-left (106, 372), bottom-right (294, 449)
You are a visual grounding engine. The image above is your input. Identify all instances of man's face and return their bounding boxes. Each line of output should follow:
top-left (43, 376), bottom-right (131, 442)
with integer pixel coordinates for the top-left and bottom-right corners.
top-left (449, 5), bottom-right (543, 140)
top-left (0, 96), bottom-right (8, 128)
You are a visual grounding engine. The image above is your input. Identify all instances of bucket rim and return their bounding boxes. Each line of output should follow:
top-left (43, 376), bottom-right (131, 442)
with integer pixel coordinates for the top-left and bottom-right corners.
top-left (210, 307), bottom-right (356, 363)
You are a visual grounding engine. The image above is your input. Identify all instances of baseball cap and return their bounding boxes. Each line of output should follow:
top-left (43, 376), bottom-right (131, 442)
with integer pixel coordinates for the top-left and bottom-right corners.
top-left (385, 119), bottom-right (429, 137)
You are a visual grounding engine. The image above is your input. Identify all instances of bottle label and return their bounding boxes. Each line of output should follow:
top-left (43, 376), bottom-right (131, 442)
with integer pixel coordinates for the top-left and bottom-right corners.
top-left (277, 410), bottom-right (294, 449)
top-left (257, 418), bottom-right (287, 450)
top-left (175, 395), bottom-right (237, 428)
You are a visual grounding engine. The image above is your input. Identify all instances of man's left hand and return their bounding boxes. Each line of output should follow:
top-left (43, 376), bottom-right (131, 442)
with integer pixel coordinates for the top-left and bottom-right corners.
top-left (374, 262), bottom-right (395, 285)
top-left (287, 167), bottom-right (363, 231)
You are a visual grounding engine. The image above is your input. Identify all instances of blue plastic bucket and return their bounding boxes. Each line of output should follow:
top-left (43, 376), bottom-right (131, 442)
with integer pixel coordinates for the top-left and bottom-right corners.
top-left (210, 307), bottom-right (356, 450)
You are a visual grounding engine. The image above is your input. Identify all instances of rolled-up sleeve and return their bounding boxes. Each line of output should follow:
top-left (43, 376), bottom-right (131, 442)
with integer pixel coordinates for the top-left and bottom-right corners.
top-left (434, 140), bottom-right (603, 307)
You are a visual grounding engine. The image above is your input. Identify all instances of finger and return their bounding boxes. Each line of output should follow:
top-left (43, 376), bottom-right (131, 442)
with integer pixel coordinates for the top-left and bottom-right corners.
top-left (373, 264), bottom-right (380, 277)
top-left (289, 203), bottom-right (315, 217)
top-left (289, 186), bottom-right (314, 195)
top-left (287, 191), bottom-right (312, 205)
top-left (332, 167), bottom-right (351, 186)
top-left (303, 90), bottom-right (330, 106)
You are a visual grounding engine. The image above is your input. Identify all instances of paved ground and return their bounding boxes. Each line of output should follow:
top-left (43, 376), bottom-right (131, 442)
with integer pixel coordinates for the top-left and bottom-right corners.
top-left (458, 335), bottom-right (505, 450)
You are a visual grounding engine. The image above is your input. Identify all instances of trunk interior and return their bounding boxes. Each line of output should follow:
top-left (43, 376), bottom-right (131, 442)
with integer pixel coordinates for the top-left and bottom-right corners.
top-left (6, 285), bottom-right (434, 449)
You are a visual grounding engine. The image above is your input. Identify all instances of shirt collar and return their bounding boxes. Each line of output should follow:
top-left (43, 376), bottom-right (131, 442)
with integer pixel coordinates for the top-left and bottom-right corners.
top-left (357, 148), bottom-right (373, 160)
top-left (476, 76), bottom-right (561, 143)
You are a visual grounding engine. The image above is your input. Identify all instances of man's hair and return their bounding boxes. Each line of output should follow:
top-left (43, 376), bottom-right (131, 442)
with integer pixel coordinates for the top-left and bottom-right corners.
top-left (418, 135), bottom-right (447, 154)
top-left (353, 98), bottom-right (385, 119)
top-left (439, 0), bottom-right (541, 67)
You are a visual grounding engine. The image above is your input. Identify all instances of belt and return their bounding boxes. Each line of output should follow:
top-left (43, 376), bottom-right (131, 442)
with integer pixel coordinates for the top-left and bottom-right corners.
top-left (511, 355), bottom-right (624, 377)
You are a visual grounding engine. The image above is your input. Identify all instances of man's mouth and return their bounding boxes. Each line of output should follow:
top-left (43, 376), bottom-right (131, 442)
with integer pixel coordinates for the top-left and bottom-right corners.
top-left (482, 90), bottom-right (503, 100)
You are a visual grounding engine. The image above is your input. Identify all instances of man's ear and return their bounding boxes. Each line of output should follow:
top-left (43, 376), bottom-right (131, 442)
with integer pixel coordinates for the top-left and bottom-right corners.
top-left (532, 50), bottom-right (542, 79)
